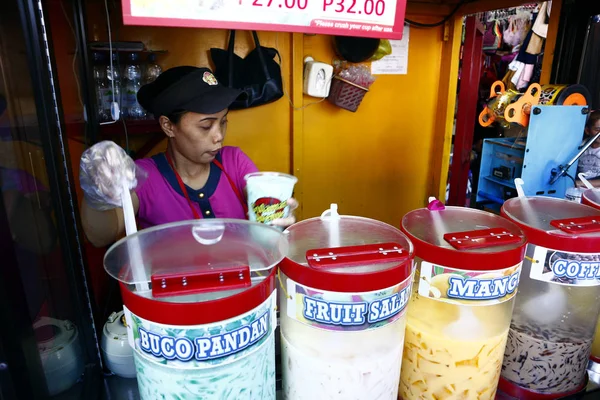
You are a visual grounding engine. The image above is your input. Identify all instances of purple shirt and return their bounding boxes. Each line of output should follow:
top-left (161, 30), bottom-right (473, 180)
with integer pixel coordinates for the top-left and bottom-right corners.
top-left (135, 146), bottom-right (258, 229)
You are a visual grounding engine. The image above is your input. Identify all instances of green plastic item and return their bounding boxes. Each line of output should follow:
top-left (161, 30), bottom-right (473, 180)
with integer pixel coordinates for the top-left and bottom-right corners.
top-left (370, 39), bottom-right (392, 61)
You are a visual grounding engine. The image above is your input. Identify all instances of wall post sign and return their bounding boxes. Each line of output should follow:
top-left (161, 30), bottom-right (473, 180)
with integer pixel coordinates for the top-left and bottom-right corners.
top-left (122, 0), bottom-right (408, 39)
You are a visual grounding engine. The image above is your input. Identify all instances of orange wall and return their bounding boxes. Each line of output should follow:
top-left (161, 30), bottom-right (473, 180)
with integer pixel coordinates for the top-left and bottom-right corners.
top-left (76, 1), bottom-right (460, 225)
top-left (298, 28), bottom-right (454, 223)
top-left (46, 0), bottom-right (565, 314)
top-left (64, 1), bottom-right (563, 225)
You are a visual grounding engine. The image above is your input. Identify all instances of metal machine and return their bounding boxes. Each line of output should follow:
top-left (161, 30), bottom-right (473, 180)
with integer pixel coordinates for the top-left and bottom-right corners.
top-left (476, 105), bottom-right (589, 210)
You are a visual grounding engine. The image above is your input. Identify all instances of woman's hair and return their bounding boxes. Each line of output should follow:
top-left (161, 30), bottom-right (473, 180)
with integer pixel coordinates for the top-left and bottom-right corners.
top-left (587, 110), bottom-right (600, 129)
top-left (165, 109), bottom-right (187, 124)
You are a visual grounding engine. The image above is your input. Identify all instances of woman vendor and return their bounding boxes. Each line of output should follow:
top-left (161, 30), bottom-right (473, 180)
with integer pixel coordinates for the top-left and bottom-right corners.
top-left (80, 66), bottom-right (297, 247)
top-left (577, 110), bottom-right (600, 188)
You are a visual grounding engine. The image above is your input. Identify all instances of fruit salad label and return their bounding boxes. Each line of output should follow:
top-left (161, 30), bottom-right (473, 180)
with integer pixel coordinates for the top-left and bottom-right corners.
top-left (528, 244), bottom-right (600, 287)
top-left (286, 276), bottom-right (412, 331)
top-left (123, 291), bottom-right (277, 369)
top-left (417, 262), bottom-right (522, 305)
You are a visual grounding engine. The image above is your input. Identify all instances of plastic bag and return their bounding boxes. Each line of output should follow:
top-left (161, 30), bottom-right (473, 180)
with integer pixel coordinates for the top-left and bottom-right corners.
top-left (338, 65), bottom-right (376, 88)
top-left (370, 39), bottom-right (392, 61)
top-left (79, 141), bottom-right (147, 210)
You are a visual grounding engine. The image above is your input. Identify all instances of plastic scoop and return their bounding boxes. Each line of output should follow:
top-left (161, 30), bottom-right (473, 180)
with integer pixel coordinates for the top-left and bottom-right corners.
top-left (427, 198), bottom-right (483, 339)
top-left (121, 181), bottom-right (149, 293)
top-left (514, 178), bottom-right (526, 198)
top-left (513, 178), bottom-right (546, 227)
top-left (514, 179), bottom-right (568, 323)
top-left (578, 173), bottom-right (594, 189)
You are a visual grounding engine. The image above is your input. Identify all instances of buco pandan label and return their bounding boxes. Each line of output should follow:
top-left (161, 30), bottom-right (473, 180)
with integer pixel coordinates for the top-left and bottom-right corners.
top-left (286, 277), bottom-right (412, 331)
top-left (123, 291), bottom-right (277, 368)
top-left (417, 262), bottom-right (522, 304)
top-left (251, 197), bottom-right (288, 223)
top-left (528, 244), bottom-right (600, 286)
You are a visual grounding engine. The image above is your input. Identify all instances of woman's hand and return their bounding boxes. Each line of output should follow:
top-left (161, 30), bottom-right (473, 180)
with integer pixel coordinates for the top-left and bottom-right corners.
top-left (270, 198), bottom-right (299, 228)
top-left (80, 141), bottom-right (145, 210)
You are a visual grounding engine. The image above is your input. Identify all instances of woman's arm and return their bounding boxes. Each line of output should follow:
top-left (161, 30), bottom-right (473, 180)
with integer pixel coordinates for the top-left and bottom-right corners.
top-left (576, 176), bottom-right (600, 189)
top-left (80, 191), bottom-right (140, 247)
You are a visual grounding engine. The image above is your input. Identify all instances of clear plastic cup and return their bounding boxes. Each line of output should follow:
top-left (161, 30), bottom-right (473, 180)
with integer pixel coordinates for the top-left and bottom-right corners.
top-left (565, 187), bottom-right (584, 203)
top-left (244, 172), bottom-right (297, 225)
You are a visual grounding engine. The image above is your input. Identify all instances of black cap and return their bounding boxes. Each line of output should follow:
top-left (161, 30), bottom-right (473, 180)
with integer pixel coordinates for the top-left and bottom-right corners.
top-left (137, 66), bottom-right (244, 117)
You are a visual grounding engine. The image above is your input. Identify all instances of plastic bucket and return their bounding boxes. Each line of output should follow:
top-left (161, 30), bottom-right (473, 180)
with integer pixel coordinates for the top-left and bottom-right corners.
top-left (279, 206), bottom-right (415, 399)
top-left (104, 219), bottom-right (288, 399)
top-left (501, 197), bottom-right (600, 398)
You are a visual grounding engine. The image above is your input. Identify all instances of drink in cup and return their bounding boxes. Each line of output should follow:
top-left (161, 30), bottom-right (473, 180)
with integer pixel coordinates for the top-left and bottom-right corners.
top-left (244, 172), bottom-right (297, 225)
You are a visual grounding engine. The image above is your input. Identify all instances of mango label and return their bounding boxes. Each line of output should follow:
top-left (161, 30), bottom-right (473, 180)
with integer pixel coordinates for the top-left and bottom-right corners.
top-left (417, 262), bottom-right (522, 305)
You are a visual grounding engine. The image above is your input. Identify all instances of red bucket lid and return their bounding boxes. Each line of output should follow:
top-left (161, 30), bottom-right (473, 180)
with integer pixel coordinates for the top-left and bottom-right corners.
top-left (582, 188), bottom-right (600, 210)
top-left (104, 219), bottom-right (288, 324)
top-left (401, 206), bottom-right (527, 271)
top-left (280, 209), bottom-right (414, 293)
top-left (502, 197), bottom-right (600, 253)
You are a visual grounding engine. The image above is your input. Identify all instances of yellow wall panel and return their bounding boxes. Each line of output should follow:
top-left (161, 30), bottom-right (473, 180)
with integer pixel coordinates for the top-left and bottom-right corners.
top-left (299, 28), bottom-right (445, 223)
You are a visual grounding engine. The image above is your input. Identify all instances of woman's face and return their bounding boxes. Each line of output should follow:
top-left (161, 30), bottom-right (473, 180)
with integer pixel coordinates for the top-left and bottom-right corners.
top-left (166, 109), bottom-right (228, 164)
top-left (586, 118), bottom-right (600, 146)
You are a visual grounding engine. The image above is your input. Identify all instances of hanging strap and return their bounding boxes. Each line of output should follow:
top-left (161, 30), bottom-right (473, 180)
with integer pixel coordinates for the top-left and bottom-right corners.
top-left (226, 30), bottom-right (279, 85)
top-left (165, 151), bottom-right (202, 220)
top-left (212, 158), bottom-right (248, 214)
top-left (251, 31), bottom-right (272, 81)
top-left (164, 151), bottom-right (248, 219)
top-left (227, 30), bottom-right (236, 87)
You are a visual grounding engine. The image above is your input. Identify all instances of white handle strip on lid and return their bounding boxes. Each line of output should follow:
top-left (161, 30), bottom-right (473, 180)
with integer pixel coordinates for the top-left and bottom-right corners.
top-left (121, 181), bottom-right (149, 292)
top-left (320, 203), bottom-right (340, 219)
top-left (578, 173), bottom-right (594, 190)
top-left (321, 203), bottom-right (340, 249)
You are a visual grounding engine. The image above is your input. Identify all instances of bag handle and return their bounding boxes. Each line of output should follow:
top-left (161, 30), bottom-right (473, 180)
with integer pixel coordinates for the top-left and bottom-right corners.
top-left (227, 30), bottom-right (236, 86)
top-left (250, 31), bottom-right (272, 81)
top-left (226, 30), bottom-right (279, 82)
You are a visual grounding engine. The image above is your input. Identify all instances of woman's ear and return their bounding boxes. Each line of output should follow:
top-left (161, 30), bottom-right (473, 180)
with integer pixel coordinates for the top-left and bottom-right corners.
top-left (159, 115), bottom-right (176, 138)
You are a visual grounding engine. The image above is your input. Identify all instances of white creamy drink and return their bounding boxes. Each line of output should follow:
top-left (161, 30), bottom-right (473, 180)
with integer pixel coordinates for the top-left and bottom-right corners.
top-left (279, 211), bottom-right (415, 400)
top-left (281, 325), bottom-right (404, 399)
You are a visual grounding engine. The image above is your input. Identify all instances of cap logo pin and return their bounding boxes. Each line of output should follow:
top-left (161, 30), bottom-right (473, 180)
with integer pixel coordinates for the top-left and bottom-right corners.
top-left (203, 71), bottom-right (218, 86)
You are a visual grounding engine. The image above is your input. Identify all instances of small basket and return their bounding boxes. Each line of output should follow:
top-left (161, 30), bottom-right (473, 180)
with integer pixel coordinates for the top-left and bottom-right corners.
top-left (327, 76), bottom-right (369, 112)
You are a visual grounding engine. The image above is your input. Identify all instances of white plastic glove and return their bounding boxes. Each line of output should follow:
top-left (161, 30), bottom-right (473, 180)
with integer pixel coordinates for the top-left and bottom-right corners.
top-left (79, 141), bottom-right (146, 210)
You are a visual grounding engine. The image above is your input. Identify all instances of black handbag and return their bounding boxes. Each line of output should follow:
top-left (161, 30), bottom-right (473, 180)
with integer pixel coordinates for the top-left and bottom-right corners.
top-left (210, 31), bottom-right (284, 110)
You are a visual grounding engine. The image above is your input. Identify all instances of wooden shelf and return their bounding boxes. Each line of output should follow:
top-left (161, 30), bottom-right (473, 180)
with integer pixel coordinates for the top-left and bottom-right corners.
top-left (88, 48), bottom-right (168, 54)
top-left (99, 119), bottom-right (161, 136)
top-left (483, 175), bottom-right (516, 188)
top-left (88, 41), bottom-right (167, 53)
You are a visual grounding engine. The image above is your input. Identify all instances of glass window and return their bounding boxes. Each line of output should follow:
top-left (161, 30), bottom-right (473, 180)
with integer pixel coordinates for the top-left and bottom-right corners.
top-left (0, 0), bottom-right (100, 398)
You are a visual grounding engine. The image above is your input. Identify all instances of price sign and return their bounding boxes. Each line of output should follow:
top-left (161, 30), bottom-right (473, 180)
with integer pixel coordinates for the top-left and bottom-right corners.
top-left (123, 0), bottom-right (407, 39)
